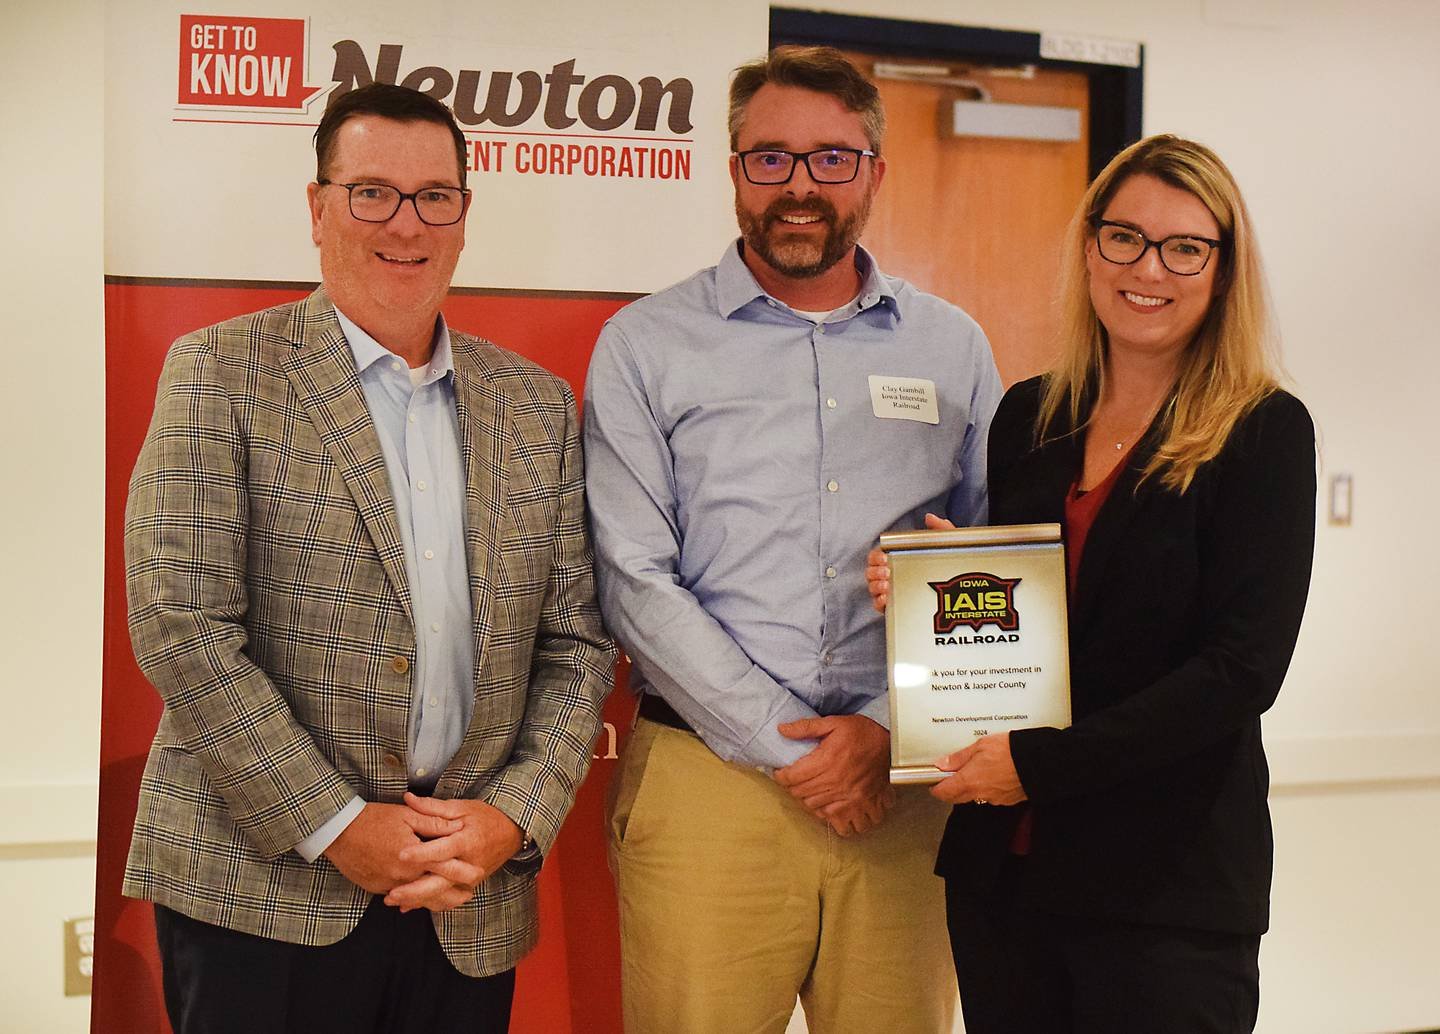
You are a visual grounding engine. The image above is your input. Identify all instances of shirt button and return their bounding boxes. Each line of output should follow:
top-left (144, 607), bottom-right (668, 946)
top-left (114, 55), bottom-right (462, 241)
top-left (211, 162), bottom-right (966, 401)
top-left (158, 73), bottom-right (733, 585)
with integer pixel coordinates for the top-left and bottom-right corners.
top-left (424, 549), bottom-right (435, 560)
top-left (408, 413), bottom-right (416, 423)
top-left (428, 695), bottom-right (439, 707)
top-left (825, 566), bottom-right (837, 579)
top-left (816, 324), bottom-right (827, 335)
top-left (391, 655), bottom-right (410, 674)
top-left (416, 481), bottom-right (427, 492)
top-left (827, 479), bottom-right (839, 493)
top-left (415, 767), bottom-right (427, 778)
top-left (826, 398), bottom-right (837, 409)
top-left (823, 652), bottom-right (834, 665)
top-left (430, 622), bottom-right (441, 633)
top-left (392, 359), bottom-right (404, 372)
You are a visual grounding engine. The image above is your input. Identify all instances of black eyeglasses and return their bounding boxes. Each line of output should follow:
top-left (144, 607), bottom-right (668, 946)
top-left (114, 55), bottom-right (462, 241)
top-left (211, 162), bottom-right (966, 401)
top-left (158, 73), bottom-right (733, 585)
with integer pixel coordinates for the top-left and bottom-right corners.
top-left (317, 180), bottom-right (470, 226)
top-left (734, 148), bottom-right (877, 185)
top-left (1091, 218), bottom-right (1223, 276)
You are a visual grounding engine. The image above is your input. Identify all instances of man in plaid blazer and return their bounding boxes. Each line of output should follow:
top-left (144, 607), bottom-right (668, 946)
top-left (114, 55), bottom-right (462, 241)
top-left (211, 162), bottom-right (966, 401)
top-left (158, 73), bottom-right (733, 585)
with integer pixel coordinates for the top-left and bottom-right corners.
top-left (122, 84), bottom-right (613, 1032)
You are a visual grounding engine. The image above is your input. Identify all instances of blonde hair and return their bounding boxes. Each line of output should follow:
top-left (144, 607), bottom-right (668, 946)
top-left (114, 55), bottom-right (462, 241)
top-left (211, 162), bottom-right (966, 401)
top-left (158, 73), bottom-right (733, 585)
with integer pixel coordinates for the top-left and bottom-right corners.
top-left (1039, 134), bottom-right (1280, 493)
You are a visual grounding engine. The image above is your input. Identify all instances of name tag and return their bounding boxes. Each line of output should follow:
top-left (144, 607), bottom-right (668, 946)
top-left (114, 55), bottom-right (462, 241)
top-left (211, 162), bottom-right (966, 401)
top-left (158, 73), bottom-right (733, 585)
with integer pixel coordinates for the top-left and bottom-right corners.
top-left (869, 375), bottom-right (939, 425)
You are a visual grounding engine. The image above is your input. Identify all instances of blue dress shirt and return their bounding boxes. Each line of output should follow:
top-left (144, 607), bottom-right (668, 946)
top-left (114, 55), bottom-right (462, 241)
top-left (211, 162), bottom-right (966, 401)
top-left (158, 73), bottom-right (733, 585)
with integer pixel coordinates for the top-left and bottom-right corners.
top-left (295, 309), bottom-right (473, 860)
top-left (583, 242), bottom-right (1002, 771)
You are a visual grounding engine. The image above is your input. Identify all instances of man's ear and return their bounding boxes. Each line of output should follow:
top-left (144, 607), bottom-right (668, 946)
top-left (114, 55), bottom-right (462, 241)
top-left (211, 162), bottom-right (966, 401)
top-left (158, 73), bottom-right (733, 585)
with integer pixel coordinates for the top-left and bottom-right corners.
top-left (870, 154), bottom-right (887, 192)
top-left (456, 189), bottom-right (473, 251)
top-left (307, 181), bottom-right (324, 247)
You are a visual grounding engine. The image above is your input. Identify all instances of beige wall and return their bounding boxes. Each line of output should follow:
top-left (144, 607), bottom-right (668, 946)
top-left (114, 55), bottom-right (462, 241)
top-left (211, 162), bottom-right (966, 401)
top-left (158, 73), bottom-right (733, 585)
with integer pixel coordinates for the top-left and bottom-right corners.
top-left (5, 0), bottom-right (1437, 1031)
top-left (0, 0), bottom-right (104, 1028)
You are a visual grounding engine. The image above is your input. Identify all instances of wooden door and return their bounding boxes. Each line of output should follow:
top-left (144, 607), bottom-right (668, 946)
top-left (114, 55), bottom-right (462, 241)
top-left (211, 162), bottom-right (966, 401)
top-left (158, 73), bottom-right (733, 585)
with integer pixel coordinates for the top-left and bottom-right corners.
top-left (844, 51), bottom-right (1091, 385)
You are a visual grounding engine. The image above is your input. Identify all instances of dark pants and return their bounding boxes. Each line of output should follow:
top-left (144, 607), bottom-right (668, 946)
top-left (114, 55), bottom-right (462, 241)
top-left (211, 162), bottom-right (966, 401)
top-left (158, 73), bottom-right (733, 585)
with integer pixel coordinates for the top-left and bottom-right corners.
top-left (947, 857), bottom-right (1261, 1034)
top-left (155, 898), bottom-right (516, 1034)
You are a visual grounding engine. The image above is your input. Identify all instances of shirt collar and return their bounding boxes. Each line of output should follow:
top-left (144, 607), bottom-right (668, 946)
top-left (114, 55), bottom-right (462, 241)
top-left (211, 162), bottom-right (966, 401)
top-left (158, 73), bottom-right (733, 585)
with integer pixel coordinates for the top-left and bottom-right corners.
top-left (715, 239), bottom-right (901, 321)
top-left (333, 306), bottom-right (455, 381)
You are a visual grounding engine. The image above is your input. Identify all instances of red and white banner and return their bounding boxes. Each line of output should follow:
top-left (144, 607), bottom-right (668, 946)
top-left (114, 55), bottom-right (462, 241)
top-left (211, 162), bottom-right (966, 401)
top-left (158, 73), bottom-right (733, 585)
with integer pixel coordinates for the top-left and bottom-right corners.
top-left (96, 4), bottom-right (766, 1031)
top-left (105, 3), bottom-right (757, 290)
top-left (179, 15), bottom-right (325, 110)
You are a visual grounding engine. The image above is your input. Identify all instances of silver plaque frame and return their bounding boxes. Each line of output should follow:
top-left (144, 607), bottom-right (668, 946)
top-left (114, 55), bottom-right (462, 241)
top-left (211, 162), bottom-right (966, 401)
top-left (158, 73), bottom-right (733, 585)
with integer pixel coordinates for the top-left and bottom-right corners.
top-left (883, 523), bottom-right (1072, 784)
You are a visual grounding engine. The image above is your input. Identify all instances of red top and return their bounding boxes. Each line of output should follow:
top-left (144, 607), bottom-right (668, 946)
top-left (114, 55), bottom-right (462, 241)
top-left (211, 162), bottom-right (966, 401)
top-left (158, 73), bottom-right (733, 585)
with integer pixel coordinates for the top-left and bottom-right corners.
top-left (1009, 445), bottom-right (1135, 855)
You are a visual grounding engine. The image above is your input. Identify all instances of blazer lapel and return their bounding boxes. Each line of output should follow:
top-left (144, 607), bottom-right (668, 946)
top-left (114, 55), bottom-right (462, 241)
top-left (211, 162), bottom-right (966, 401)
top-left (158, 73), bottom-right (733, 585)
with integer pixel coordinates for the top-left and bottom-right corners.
top-left (280, 288), bottom-right (413, 622)
top-left (1012, 435), bottom-right (1075, 529)
top-left (450, 337), bottom-right (512, 682)
top-left (1070, 419), bottom-right (1164, 634)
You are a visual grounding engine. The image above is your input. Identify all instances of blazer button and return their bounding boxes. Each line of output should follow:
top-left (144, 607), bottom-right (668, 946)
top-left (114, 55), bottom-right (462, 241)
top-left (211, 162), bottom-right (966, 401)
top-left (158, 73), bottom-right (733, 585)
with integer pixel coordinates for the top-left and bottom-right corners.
top-left (391, 655), bottom-right (410, 674)
top-left (383, 753), bottom-right (403, 769)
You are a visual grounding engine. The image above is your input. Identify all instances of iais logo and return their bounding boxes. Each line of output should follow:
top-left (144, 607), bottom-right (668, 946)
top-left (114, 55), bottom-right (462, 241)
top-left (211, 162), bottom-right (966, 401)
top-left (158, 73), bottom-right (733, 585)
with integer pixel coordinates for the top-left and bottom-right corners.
top-left (928, 572), bottom-right (1022, 636)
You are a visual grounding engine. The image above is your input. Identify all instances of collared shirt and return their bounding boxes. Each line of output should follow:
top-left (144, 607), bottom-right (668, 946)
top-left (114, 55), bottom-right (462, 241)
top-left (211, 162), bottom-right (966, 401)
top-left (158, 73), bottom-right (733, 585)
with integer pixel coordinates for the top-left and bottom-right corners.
top-left (295, 308), bottom-right (473, 860)
top-left (583, 242), bottom-right (1002, 771)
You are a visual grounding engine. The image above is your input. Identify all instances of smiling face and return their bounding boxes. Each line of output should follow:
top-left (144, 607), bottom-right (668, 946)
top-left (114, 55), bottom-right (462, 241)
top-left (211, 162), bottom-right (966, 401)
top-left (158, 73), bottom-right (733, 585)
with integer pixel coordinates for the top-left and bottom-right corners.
top-left (306, 115), bottom-right (469, 351)
top-left (1086, 173), bottom-right (1222, 364)
top-left (730, 83), bottom-right (885, 287)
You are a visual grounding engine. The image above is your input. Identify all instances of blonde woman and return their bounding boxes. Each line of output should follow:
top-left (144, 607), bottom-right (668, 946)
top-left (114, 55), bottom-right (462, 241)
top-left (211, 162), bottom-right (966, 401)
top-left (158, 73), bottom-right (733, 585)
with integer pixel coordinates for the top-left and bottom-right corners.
top-left (867, 135), bottom-right (1315, 1033)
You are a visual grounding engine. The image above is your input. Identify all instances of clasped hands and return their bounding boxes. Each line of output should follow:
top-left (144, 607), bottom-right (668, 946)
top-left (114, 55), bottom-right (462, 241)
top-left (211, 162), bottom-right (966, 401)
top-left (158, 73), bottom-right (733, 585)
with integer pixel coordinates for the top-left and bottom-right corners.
top-left (323, 794), bottom-right (524, 913)
top-left (773, 714), bottom-right (895, 837)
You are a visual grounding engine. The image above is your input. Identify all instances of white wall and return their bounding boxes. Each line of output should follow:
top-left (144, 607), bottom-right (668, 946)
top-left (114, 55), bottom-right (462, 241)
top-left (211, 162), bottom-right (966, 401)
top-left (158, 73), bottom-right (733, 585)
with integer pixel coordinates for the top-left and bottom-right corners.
top-left (5, 0), bottom-right (1437, 1031)
top-left (0, 0), bottom-right (105, 1029)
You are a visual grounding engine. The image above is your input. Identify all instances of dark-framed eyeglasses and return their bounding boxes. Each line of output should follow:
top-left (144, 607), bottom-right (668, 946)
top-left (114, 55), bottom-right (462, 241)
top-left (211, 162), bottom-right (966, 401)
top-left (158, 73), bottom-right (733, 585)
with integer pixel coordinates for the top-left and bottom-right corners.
top-left (734, 148), bottom-right (877, 185)
top-left (1091, 218), bottom-right (1223, 276)
top-left (317, 180), bottom-right (470, 226)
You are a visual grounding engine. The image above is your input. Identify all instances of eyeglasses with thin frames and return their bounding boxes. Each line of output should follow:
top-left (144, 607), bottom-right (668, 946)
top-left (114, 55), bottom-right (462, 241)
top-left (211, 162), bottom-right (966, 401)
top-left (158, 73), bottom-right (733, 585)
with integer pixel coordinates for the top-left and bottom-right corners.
top-left (733, 148), bottom-right (877, 185)
top-left (317, 180), bottom-right (470, 226)
top-left (1091, 218), bottom-right (1223, 276)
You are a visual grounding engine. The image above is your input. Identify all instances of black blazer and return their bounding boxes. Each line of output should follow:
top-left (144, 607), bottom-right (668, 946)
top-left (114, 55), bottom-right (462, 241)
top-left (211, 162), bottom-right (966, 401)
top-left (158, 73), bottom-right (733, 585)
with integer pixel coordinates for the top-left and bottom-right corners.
top-left (936, 377), bottom-right (1316, 935)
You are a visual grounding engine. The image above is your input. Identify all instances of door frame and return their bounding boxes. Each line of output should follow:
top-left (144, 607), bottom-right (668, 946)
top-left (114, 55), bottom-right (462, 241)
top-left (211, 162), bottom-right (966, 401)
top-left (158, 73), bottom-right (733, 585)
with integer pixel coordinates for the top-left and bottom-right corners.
top-left (770, 7), bottom-right (1143, 181)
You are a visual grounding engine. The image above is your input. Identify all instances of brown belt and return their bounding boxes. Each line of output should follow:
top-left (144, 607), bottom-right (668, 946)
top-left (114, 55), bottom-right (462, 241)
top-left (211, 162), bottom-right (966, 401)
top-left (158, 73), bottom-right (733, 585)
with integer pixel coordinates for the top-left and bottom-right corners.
top-left (637, 693), bottom-right (695, 734)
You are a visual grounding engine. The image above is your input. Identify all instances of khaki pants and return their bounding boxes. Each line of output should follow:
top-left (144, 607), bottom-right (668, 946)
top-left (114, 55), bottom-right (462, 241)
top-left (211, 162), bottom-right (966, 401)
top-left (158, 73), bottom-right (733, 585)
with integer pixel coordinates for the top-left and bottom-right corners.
top-left (607, 718), bottom-right (956, 1034)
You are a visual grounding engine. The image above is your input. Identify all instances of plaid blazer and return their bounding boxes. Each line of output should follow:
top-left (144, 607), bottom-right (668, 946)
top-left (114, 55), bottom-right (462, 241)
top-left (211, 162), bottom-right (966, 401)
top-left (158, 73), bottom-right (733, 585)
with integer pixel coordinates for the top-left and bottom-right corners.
top-left (122, 288), bottom-right (614, 976)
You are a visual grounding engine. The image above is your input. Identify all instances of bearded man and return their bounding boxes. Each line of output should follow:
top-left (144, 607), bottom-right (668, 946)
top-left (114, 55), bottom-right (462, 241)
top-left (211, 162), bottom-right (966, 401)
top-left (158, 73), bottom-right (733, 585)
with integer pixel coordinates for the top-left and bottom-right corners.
top-left (582, 47), bottom-right (1001, 1033)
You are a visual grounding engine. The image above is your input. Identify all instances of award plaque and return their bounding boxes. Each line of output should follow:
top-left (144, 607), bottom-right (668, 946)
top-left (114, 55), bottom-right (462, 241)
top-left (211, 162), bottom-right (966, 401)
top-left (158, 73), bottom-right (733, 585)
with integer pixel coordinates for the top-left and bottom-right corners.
top-left (883, 523), bottom-right (1071, 785)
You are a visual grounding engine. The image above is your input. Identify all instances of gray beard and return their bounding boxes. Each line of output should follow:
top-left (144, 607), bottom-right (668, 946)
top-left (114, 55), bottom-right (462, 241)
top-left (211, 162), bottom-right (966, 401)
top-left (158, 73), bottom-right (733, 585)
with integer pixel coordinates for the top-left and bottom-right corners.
top-left (735, 193), bottom-right (872, 279)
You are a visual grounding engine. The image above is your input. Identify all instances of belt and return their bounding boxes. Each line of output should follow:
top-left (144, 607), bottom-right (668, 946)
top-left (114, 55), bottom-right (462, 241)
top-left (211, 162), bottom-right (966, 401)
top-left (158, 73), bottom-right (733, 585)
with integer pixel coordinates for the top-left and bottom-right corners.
top-left (637, 693), bottom-right (695, 734)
